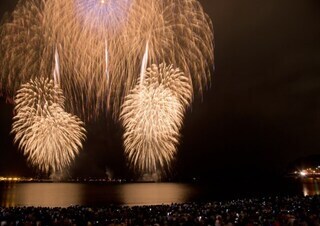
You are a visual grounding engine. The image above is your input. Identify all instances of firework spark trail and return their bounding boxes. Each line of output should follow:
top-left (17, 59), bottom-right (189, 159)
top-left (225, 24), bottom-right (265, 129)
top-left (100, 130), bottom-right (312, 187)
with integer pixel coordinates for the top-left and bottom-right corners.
top-left (105, 40), bottom-right (109, 81)
top-left (140, 41), bottom-right (149, 86)
top-left (120, 63), bottom-right (192, 175)
top-left (53, 47), bottom-right (60, 86)
top-left (0, 0), bottom-right (213, 119)
top-left (11, 77), bottom-right (86, 173)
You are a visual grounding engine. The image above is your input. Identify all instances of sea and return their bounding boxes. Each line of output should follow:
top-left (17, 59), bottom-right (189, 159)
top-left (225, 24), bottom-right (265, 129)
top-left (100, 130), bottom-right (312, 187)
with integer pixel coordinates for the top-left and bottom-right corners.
top-left (0, 178), bottom-right (318, 207)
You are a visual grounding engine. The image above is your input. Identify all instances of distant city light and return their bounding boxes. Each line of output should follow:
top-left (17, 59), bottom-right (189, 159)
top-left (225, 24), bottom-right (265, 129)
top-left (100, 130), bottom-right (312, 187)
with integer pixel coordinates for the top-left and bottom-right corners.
top-left (0, 177), bottom-right (33, 182)
top-left (295, 167), bottom-right (320, 178)
top-left (300, 171), bottom-right (307, 177)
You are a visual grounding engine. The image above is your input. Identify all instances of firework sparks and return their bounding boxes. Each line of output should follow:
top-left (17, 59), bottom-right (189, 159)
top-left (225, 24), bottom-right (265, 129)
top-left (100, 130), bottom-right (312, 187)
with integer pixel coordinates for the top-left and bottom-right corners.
top-left (1, 0), bottom-right (214, 177)
top-left (11, 77), bottom-right (86, 173)
top-left (120, 63), bottom-right (192, 175)
top-left (14, 77), bottom-right (64, 115)
top-left (0, 0), bottom-right (213, 119)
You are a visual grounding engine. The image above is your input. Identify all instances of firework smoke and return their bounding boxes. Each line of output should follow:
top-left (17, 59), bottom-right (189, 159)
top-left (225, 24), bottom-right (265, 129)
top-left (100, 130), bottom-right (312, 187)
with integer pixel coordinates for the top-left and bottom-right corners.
top-left (11, 77), bottom-right (86, 173)
top-left (120, 63), bottom-right (192, 175)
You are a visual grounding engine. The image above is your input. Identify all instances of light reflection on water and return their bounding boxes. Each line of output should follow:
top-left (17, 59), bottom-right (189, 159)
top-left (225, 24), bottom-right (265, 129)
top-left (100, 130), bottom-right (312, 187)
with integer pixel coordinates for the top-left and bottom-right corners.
top-left (119, 183), bottom-right (197, 206)
top-left (301, 178), bottom-right (320, 196)
top-left (0, 180), bottom-right (314, 207)
top-left (0, 183), bottom-right (199, 207)
top-left (1, 183), bottom-right (84, 207)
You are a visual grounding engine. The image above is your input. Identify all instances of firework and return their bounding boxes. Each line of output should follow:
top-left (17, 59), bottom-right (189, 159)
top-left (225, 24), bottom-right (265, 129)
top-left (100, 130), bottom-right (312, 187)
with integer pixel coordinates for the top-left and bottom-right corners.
top-left (0, 0), bottom-right (54, 95)
top-left (72, 0), bottom-right (132, 33)
top-left (1, 0), bottom-right (213, 119)
top-left (120, 63), bottom-right (192, 175)
top-left (14, 77), bottom-right (64, 115)
top-left (11, 77), bottom-right (86, 173)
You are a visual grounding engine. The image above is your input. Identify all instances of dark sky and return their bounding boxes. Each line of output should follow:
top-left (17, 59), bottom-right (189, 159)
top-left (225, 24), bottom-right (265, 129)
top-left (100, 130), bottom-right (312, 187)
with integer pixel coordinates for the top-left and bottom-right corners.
top-left (0, 0), bottom-right (320, 181)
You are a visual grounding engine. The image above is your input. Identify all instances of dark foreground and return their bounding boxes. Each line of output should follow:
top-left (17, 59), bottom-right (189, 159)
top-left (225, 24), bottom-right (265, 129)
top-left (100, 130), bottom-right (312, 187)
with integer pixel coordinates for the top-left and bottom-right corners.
top-left (1, 195), bottom-right (320, 226)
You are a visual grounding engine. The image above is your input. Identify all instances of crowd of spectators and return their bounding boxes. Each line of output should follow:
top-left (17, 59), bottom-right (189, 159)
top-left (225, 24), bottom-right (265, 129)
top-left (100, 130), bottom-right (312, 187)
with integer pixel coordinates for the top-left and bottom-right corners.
top-left (1, 195), bottom-right (320, 225)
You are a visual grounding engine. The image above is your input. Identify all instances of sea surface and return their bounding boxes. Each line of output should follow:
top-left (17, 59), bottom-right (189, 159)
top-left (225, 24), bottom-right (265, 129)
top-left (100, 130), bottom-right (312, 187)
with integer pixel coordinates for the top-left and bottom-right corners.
top-left (0, 179), bottom-right (318, 207)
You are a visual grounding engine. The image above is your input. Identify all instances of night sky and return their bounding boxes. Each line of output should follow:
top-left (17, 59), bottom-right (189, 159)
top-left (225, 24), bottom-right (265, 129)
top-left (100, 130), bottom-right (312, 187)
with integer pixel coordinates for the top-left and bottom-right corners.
top-left (0, 0), bottom-right (320, 181)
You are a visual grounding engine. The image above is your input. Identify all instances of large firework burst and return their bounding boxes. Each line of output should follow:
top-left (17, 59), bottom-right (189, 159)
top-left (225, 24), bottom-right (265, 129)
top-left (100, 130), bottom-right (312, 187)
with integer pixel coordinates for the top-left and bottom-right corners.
top-left (0, 0), bottom-right (213, 119)
top-left (120, 63), bottom-right (192, 175)
top-left (11, 77), bottom-right (86, 173)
